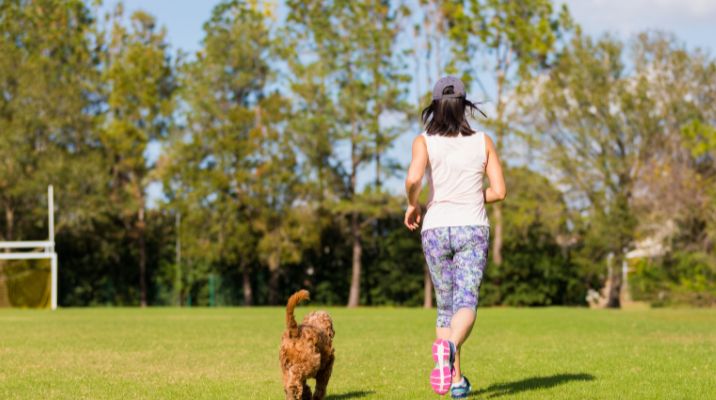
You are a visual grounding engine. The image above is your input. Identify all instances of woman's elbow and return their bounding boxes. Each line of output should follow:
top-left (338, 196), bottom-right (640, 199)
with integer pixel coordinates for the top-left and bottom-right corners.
top-left (496, 188), bottom-right (507, 201)
top-left (405, 175), bottom-right (422, 189)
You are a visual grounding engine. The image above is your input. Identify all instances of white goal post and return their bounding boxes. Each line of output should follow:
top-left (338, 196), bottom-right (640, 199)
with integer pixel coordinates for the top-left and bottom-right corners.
top-left (0, 185), bottom-right (58, 310)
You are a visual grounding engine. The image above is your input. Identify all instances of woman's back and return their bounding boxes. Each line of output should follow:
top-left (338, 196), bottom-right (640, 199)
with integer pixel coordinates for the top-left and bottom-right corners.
top-left (421, 131), bottom-right (489, 231)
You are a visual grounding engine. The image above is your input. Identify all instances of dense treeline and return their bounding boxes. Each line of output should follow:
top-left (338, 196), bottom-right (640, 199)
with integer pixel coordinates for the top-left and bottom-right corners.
top-left (1, 0), bottom-right (714, 308)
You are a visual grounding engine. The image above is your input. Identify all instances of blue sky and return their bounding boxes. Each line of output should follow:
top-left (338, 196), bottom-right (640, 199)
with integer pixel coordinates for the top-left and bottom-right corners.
top-left (104, 0), bottom-right (716, 202)
top-left (108, 0), bottom-right (716, 55)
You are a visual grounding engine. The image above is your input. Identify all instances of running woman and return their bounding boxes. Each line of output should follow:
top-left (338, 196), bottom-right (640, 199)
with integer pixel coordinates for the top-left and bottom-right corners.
top-left (404, 76), bottom-right (506, 398)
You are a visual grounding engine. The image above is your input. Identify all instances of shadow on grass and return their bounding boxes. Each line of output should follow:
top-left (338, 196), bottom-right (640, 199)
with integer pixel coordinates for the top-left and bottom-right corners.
top-left (470, 373), bottom-right (595, 398)
top-left (326, 390), bottom-right (375, 400)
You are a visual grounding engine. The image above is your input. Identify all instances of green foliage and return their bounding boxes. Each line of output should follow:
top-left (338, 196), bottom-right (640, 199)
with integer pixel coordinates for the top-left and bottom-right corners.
top-left (681, 119), bottom-right (716, 159)
top-left (284, 0), bottom-right (411, 306)
top-left (365, 216), bottom-right (425, 306)
top-left (481, 167), bottom-right (585, 306)
top-left (99, 4), bottom-right (175, 305)
top-left (535, 32), bottom-right (656, 300)
top-left (533, 30), bottom-right (716, 306)
top-left (482, 220), bottom-right (581, 306)
top-left (157, 0), bottom-right (317, 305)
top-left (440, 0), bottom-right (572, 133)
top-left (0, 0), bottom-right (102, 237)
top-left (0, 0), bottom-right (106, 306)
top-left (631, 251), bottom-right (716, 307)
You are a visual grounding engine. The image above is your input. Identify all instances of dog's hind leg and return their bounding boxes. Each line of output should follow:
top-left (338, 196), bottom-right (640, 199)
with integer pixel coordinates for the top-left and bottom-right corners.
top-left (312, 354), bottom-right (334, 400)
top-left (285, 371), bottom-right (305, 400)
top-left (302, 383), bottom-right (312, 400)
top-left (286, 382), bottom-right (302, 400)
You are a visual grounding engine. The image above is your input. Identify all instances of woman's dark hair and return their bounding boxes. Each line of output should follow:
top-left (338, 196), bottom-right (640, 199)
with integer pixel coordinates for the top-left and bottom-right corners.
top-left (421, 85), bottom-right (486, 137)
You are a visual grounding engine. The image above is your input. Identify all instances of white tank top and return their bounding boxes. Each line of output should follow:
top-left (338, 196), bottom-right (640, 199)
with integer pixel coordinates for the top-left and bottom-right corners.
top-left (421, 131), bottom-right (490, 231)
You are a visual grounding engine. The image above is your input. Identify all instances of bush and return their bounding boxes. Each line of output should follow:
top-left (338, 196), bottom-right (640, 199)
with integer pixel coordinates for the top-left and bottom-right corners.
top-left (481, 219), bottom-right (584, 306)
top-left (631, 251), bottom-right (716, 307)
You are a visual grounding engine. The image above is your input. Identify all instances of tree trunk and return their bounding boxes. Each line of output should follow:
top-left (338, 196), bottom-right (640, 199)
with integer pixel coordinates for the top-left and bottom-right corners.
top-left (365, 235), bottom-right (372, 306)
top-left (242, 263), bottom-right (253, 306)
top-left (347, 114), bottom-right (362, 307)
top-left (174, 212), bottom-right (182, 306)
top-left (606, 265), bottom-right (622, 308)
top-left (5, 205), bottom-right (13, 241)
top-left (492, 204), bottom-right (503, 265)
top-left (137, 206), bottom-right (147, 307)
top-left (348, 210), bottom-right (362, 307)
top-left (268, 270), bottom-right (280, 306)
top-left (491, 58), bottom-right (508, 267)
top-left (268, 255), bottom-right (280, 305)
top-left (0, 259), bottom-right (8, 308)
top-left (423, 263), bottom-right (433, 308)
top-left (375, 152), bottom-right (381, 190)
top-left (370, 144), bottom-right (380, 306)
top-left (0, 205), bottom-right (14, 307)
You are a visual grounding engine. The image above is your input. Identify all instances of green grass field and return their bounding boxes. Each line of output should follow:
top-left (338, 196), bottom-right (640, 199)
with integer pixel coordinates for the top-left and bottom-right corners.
top-left (1, 307), bottom-right (714, 399)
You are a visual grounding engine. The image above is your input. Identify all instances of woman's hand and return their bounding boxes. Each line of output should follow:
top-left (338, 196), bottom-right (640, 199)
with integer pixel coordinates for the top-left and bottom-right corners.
top-left (404, 204), bottom-right (422, 231)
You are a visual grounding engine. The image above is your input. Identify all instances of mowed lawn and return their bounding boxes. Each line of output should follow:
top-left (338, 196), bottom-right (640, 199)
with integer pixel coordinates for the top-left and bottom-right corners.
top-left (0, 307), bottom-right (714, 399)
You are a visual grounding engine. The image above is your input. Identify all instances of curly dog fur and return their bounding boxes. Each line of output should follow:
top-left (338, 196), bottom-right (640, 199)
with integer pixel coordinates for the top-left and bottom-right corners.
top-left (279, 290), bottom-right (335, 400)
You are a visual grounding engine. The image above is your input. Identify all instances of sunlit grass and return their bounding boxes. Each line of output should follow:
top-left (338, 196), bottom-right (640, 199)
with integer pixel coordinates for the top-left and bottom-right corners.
top-left (0, 307), bottom-right (714, 399)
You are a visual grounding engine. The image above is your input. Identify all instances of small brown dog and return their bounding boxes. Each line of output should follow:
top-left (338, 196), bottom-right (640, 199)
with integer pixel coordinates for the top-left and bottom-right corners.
top-left (279, 290), bottom-right (335, 400)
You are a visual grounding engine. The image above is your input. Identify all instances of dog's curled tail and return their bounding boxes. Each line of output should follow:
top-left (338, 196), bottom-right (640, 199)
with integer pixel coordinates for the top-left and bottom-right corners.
top-left (286, 289), bottom-right (310, 338)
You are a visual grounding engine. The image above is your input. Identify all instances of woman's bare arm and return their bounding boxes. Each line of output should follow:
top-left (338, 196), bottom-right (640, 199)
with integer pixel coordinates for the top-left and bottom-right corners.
top-left (404, 135), bottom-right (428, 230)
top-left (484, 134), bottom-right (506, 203)
top-left (405, 135), bottom-right (428, 207)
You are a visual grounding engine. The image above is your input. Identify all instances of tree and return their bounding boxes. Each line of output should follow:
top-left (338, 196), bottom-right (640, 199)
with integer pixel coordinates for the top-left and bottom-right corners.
top-left (480, 167), bottom-right (584, 306)
top-left (0, 0), bottom-right (102, 306)
top-left (159, 0), bottom-right (304, 305)
top-left (286, 0), bottom-right (409, 307)
top-left (99, 5), bottom-right (174, 306)
top-left (534, 31), bottom-right (685, 307)
top-left (628, 33), bottom-right (716, 251)
top-left (620, 33), bottom-right (716, 307)
top-left (443, 0), bottom-right (572, 266)
top-left (280, 1), bottom-right (344, 303)
top-left (252, 93), bottom-right (319, 305)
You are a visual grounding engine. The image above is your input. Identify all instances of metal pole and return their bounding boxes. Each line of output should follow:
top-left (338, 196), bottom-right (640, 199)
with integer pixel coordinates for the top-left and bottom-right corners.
top-left (48, 185), bottom-right (54, 247)
top-left (209, 273), bottom-right (215, 307)
top-left (48, 185), bottom-right (57, 310)
top-left (175, 212), bottom-right (181, 306)
top-left (51, 253), bottom-right (57, 310)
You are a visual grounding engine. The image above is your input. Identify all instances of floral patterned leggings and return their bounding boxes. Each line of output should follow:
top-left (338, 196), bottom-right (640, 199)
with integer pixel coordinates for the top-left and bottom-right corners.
top-left (421, 225), bottom-right (490, 328)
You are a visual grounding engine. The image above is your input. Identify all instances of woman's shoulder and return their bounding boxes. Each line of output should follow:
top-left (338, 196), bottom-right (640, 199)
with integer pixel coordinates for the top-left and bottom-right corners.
top-left (414, 132), bottom-right (427, 141)
top-left (412, 132), bottom-right (428, 149)
top-left (470, 130), bottom-right (490, 139)
top-left (481, 132), bottom-right (496, 147)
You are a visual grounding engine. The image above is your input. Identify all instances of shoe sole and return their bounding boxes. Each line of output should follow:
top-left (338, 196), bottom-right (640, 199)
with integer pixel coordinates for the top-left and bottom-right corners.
top-left (430, 339), bottom-right (452, 395)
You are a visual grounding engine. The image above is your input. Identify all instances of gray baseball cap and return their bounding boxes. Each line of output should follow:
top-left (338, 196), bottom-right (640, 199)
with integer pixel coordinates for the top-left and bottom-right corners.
top-left (432, 76), bottom-right (466, 100)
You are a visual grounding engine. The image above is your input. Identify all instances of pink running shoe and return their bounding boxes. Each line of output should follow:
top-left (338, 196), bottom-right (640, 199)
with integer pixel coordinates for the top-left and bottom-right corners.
top-left (430, 338), bottom-right (455, 395)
